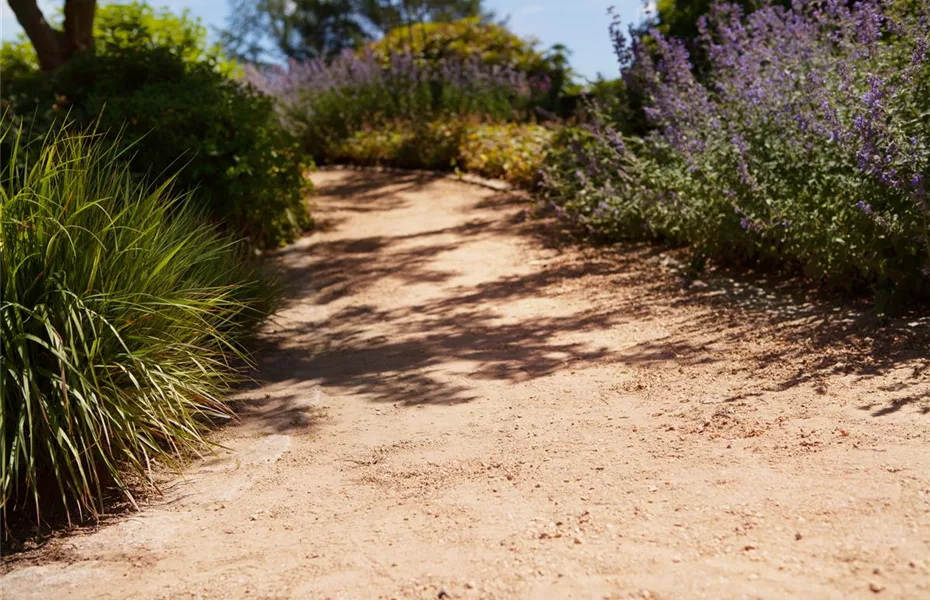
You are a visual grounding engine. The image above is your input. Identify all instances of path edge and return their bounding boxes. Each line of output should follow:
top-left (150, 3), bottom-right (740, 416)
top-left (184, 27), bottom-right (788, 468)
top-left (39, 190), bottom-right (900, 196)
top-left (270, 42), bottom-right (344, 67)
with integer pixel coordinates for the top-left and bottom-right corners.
top-left (315, 164), bottom-right (522, 194)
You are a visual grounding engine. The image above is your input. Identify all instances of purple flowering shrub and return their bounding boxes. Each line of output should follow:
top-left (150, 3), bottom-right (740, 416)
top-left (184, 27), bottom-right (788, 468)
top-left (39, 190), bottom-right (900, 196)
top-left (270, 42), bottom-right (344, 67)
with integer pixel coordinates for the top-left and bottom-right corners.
top-left (544, 1), bottom-right (930, 300)
top-left (246, 49), bottom-right (531, 161)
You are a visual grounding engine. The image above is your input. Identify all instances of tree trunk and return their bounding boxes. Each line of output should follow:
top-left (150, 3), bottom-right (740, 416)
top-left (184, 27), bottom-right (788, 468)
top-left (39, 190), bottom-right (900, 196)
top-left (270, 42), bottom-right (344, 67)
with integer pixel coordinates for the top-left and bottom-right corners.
top-left (62, 0), bottom-right (96, 58)
top-left (6, 0), bottom-right (96, 72)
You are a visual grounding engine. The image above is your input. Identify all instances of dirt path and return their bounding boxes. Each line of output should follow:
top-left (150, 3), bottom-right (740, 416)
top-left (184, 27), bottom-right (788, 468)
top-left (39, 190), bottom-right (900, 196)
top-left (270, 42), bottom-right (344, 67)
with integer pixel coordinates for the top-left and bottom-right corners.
top-left (4, 169), bottom-right (930, 599)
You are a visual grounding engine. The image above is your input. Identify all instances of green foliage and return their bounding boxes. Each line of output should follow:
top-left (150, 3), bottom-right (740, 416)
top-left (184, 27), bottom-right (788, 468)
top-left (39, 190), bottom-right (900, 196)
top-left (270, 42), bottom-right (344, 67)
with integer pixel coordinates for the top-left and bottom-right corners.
top-left (543, 2), bottom-right (930, 304)
top-left (252, 17), bottom-right (565, 166)
top-left (459, 122), bottom-right (553, 187)
top-left (652, 0), bottom-right (785, 43)
top-left (372, 17), bottom-right (541, 70)
top-left (330, 118), bottom-right (551, 187)
top-left (333, 119), bottom-right (468, 170)
top-left (653, 0), bottom-right (717, 41)
top-left (0, 2), bottom-right (235, 80)
top-left (541, 125), bottom-right (652, 241)
top-left (94, 1), bottom-right (236, 72)
top-left (254, 44), bottom-right (531, 165)
top-left (331, 124), bottom-right (417, 166)
top-left (0, 37), bottom-right (39, 100)
top-left (370, 18), bottom-right (572, 111)
top-left (3, 3), bottom-right (312, 249)
top-left (1, 125), bottom-right (273, 521)
top-left (223, 0), bottom-right (489, 62)
top-left (577, 77), bottom-right (649, 136)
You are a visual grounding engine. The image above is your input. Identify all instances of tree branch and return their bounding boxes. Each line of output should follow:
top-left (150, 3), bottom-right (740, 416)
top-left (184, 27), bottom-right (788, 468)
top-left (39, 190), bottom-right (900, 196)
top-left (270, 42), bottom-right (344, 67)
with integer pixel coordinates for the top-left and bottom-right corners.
top-left (62, 0), bottom-right (96, 57)
top-left (6, 0), bottom-right (63, 71)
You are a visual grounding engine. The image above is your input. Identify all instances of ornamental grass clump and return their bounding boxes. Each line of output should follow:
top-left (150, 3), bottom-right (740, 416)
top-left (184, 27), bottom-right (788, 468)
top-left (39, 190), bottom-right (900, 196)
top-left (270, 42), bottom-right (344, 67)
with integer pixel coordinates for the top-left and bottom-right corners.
top-left (1, 124), bottom-right (273, 523)
top-left (544, 0), bottom-right (930, 303)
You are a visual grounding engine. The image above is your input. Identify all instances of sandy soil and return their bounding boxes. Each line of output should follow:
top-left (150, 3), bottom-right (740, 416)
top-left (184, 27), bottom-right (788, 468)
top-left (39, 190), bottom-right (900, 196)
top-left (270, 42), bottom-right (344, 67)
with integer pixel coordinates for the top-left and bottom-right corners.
top-left (3, 169), bottom-right (929, 599)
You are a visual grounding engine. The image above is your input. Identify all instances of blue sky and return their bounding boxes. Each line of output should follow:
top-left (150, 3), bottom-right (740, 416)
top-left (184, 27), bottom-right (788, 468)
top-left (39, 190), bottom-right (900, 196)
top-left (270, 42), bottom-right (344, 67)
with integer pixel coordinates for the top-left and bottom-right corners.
top-left (0, 0), bottom-right (651, 80)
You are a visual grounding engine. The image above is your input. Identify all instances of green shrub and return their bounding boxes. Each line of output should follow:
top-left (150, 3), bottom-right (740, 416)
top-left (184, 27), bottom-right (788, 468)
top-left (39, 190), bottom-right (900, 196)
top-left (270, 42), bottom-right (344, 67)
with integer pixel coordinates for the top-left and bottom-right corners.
top-left (327, 118), bottom-right (552, 187)
top-left (544, 2), bottom-right (930, 304)
top-left (249, 46), bottom-right (532, 166)
top-left (330, 124), bottom-right (415, 166)
top-left (93, 1), bottom-right (236, 71)
top-left (370, 18), bottom-right (571, 113)
top-left (1, 124), bottom-right (273, 521)
top-left (3, 3), bottom-right (311, 249)
top-left (576, 77), bottom-right (649, 137)
top-left (330, 119), bottom-right (467, 170)
top-left (247, 17), bottom-right (573, 164)
top-left (459, 123), bottom-right (553, 187)
top-left (371, 18), bottom-right (546, 72)
top-left (0, 2), bottom-right (233, 74)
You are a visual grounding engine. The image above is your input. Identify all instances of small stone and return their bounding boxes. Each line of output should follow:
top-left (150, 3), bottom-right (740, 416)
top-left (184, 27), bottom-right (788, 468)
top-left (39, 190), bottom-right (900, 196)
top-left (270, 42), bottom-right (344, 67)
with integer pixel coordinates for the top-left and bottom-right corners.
top-left (573, 537), bottom-right (583, 545)
top-left (869, 582), bottom-right (885, 593)
top-left (795, 532), bottom-right (803, 541)
top-left (465, 582), bottom-right (474, 589)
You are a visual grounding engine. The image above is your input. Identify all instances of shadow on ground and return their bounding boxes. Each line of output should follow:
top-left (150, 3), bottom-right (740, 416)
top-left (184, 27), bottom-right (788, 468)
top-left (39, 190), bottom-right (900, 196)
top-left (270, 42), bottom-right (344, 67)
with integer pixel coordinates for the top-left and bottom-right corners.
top-left (255, 170), bottom-right (929, 416)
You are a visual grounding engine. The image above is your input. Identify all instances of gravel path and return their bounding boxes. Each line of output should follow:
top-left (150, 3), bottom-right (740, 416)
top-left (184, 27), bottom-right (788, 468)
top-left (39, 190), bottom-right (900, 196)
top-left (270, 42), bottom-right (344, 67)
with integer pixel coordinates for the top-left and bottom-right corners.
top-left (3, 169), bottom-right (929, 599)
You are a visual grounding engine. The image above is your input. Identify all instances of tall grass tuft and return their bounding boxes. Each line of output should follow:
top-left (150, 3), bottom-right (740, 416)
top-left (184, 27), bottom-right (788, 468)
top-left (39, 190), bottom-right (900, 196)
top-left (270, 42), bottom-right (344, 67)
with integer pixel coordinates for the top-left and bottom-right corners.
top-left (1, 123), bottom-right (274, 524)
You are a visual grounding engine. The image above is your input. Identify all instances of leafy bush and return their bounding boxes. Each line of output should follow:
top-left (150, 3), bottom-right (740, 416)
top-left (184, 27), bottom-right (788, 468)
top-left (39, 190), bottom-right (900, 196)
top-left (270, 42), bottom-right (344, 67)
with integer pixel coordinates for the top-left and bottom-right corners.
top-left (3, 3), bottom-right (311, 249)
top-left (330, 119), bottom-right (467, 170)
top-left (93, 1), bottom-right (235, 70)
top-left (459, 123), bottom-right (553, 187)
top-left (370, 18), bottom-right (570, 113)
top-left (544, 1), bottom-right (930, 304)
top-left (574, 76), bottom-right (649, 136)
top-left (247, 47), bottom-right (531, 162)
top-left (0, 2), bottom-right (235, 77)
top-left (328, 118), bottom-right (551, 187)
top-left (331, 124), bottom-right (416, 166)
top-left (1, 125), bottom-right (273, 521)
top-left (371, 18), bottom-right (546, 71)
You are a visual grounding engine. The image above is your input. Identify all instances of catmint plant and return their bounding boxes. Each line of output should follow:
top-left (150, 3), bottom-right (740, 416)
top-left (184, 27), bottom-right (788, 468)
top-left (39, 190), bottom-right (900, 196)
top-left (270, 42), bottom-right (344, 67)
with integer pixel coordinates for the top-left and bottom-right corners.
top-left (544, 0), bottom-right (930, 301)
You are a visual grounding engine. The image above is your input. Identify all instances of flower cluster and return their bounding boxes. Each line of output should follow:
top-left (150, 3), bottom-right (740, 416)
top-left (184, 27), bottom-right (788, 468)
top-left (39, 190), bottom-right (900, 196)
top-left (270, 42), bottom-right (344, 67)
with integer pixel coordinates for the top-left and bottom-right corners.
top-left (246, 49), bottom-right (531, 160)
top-left (543, 0), bottom-right (930, 301)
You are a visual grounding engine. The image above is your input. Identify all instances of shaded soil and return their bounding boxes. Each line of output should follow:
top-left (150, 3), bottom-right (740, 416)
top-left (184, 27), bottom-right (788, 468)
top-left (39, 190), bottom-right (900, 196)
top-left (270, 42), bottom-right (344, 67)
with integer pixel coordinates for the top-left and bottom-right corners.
top-left (3, 169), bottom-right (929, 599)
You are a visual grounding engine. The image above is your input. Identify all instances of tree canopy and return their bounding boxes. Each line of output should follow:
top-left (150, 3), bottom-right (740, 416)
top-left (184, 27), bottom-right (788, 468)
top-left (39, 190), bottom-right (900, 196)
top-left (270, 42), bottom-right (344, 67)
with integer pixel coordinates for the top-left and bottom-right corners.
top-left (222, 0), bottom-right (491, 62)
